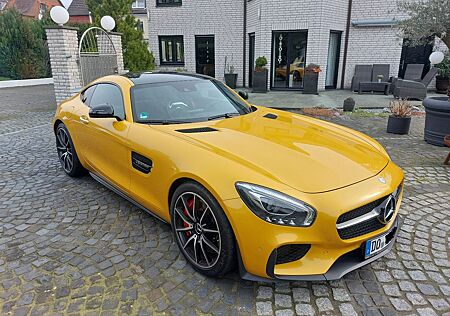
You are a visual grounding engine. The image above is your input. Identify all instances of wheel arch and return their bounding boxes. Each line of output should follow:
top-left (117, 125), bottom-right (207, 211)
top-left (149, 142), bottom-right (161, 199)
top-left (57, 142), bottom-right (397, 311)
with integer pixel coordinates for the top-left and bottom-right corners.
top-left (53, 119), bottom-right (64, 134)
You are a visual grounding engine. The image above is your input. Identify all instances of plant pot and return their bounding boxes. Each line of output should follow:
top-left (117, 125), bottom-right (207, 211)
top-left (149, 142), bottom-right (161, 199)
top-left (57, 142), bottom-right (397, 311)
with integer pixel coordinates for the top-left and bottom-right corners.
top-left (303, 70), bottom-right (319, 94)
top-left (224, 73), bottom-right (238, 89)
top-left (387, 116), bottom-right (411, 135)
top-left (423, 97), bottom-right (450, 146)
top-left (252, 69), bottom-right (268, 93)
top-left (436, 75), bottom-right (450, 94)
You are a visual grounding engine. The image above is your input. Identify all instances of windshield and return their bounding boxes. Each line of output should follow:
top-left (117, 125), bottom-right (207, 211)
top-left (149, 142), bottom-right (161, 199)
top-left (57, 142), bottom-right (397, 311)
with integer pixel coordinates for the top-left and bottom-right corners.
top-left (131, 79), bottom-right (252, 124)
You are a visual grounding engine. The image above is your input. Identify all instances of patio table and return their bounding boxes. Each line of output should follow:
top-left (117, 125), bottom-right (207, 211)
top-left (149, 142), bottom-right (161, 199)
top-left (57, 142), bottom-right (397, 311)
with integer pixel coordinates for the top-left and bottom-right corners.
top-left (358, 82), bottom-right (391, 95)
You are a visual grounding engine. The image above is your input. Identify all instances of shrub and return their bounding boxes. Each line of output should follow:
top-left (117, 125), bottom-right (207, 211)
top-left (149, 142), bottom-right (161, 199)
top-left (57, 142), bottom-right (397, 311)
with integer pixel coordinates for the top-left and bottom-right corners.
top-left (436, 56), bottom-right (450, 78)
top-left (0, 9), bottom-right (48, 79)
top-left (255, 56), bottom-right (267, 70)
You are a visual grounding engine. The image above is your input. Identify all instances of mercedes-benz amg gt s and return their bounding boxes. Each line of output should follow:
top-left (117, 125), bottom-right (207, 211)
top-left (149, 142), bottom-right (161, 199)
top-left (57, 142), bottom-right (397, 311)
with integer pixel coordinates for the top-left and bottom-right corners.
top-left (53, 72), bottom-right (404, 281)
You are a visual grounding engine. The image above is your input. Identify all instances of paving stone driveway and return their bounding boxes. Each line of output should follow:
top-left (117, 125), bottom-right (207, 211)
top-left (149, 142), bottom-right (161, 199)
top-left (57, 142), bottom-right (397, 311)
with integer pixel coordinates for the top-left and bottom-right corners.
top-left (0, 85), bottom-right (449, 316)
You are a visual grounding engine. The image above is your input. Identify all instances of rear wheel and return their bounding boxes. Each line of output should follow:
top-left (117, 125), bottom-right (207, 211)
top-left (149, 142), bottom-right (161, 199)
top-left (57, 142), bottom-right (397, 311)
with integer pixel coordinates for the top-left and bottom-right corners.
top-left (55, 123), bottom-right (85, 177)
top-left (170, 182), bottom-right (235, 277)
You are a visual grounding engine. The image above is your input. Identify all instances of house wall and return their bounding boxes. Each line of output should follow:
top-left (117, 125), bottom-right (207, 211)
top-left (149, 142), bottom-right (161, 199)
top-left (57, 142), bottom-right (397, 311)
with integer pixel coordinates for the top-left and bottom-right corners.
top-left (68, 15), bottom-right (90, 24)
top-left (343, 0), bottom-right (407, 89)
top-left (147, 0), bottom-right (244, 86)
top-left (246, 0), bottom-right (349, 91)
top-left (134, 13), bottom-right (149, 42)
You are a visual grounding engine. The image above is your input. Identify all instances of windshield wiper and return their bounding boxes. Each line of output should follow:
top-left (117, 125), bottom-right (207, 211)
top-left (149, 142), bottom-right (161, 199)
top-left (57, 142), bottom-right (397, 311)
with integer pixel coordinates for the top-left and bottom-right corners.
top-left (207, 113), bottom-right (240, 121)
top-left (140, 119), bottom-right (191, 125)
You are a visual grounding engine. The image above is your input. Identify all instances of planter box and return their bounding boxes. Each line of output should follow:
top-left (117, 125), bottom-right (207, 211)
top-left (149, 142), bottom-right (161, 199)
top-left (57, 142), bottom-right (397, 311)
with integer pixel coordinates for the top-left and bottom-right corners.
top-left (423, 97), bottom-right (450, 146)
top-left (387, 116), bottom-right (411, 135)
top-left (436, 76), bottom-right (449, 94)
top-left (303, 71), bottom-right (319, 94)
top-left (224, 74), bottom-right (238, 89)
top-left (253, 69), bottom-right (268, 93)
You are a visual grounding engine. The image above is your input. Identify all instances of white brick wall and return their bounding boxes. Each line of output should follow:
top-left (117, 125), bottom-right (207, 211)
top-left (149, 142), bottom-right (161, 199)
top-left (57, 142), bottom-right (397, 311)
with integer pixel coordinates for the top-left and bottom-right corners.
top-left (246, 0), bottom-right (349, 90)
top-left (147, 0), bottom-right (244, 86)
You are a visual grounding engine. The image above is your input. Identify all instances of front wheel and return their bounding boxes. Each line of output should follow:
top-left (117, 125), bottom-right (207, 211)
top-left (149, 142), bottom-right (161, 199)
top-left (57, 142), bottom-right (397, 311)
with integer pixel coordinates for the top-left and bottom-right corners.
top-left (170, 182), bottom-right (236, 277)
top-left (55, 123), bottom-right (85, 177)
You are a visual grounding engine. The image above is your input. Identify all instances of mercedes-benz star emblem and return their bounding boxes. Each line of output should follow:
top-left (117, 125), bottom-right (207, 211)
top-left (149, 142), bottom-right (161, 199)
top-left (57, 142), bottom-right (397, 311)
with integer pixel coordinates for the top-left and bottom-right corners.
top-left (378, 177), bottom-right (386, 184)
top-left (378, 195), bottom-right (396, 224)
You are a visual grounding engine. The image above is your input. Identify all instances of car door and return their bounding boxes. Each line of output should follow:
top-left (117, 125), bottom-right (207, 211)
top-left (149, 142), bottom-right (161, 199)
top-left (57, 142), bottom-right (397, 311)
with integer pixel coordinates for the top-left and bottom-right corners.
top-left (76, 83), bottom-right (131, 193)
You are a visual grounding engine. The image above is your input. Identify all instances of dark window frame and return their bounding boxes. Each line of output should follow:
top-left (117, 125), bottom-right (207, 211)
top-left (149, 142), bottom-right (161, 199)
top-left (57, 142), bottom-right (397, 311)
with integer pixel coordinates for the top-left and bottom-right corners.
top-left (156, 0), bottom-right (182, 7)
top-left (158, 35), bottom-right (185, 66)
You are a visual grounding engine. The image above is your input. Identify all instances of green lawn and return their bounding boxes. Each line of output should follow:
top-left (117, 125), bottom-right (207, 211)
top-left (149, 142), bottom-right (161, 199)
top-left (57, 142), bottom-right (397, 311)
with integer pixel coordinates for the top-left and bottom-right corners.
top-left (0, 76), bottom-right (12, 81)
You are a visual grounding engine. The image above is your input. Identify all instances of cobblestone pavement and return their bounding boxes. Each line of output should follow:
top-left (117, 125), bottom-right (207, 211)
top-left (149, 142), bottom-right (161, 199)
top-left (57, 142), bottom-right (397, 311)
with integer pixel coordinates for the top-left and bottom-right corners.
top-left (0, 86), bottom-right (449, 315)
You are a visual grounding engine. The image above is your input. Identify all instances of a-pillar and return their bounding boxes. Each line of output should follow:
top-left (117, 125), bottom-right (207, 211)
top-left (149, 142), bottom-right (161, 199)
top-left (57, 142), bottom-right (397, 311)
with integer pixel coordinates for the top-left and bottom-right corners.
top-left (45, 26), bottom-right (82, 105)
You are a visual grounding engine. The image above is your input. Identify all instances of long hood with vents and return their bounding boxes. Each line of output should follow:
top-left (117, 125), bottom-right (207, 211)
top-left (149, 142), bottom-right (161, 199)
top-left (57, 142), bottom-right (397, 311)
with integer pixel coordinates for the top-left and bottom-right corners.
top-left (160, 108), bottom-right (389, 194)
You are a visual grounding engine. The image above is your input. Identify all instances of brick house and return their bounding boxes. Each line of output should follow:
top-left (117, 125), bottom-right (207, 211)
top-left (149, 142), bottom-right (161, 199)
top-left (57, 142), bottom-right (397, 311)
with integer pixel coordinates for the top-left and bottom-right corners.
top-left (65, 0), bottom-right (90, 24)
top-left (146, 0), bottom-right (445, 91)
top-left (1, 0), bottom-right (61, 20)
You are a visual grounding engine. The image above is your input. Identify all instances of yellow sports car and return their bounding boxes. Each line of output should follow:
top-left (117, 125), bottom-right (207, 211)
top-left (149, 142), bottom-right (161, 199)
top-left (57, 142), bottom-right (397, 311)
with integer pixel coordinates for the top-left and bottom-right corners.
top-left (53, 72), bottom-right (404, 281)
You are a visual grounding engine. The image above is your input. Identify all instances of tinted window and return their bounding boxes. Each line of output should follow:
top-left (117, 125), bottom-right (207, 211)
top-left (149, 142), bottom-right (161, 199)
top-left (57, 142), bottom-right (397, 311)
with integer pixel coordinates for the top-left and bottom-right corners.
top-left (159, 36), bottom-right (184, 65)
top-left (90, 84), bottom-right (125, 119)
top-left (81, 85), bottom-right (96, 106)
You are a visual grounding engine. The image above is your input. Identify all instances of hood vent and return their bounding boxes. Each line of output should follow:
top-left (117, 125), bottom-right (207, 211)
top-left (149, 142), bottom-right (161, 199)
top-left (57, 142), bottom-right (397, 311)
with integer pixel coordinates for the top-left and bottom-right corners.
top-left (176, 127), bottom-right (218, 133)
top-left (264, 113), bottom-right (278, 119)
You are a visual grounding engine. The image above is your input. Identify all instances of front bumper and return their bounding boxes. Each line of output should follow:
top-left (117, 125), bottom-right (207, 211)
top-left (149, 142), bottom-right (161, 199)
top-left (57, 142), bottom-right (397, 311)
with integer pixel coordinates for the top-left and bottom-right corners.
top-left (238, 215), bottom-right (402, 282)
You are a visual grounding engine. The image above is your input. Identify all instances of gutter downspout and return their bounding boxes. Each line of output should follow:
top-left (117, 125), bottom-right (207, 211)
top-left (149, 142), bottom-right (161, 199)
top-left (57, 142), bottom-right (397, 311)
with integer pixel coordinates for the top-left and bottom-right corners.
top-left (340, 0), bottom-right (353, 89)
top-left (243, 0), bottom-right (247, 88)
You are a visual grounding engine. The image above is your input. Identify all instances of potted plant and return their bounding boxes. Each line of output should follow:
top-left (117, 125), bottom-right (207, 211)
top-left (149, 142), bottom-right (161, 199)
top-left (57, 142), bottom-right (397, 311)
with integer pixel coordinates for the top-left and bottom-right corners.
top-left (224, 56), bottom-right (238, 89)
top-left (253, 56), bottom-right (268, 93)
top-left (303, 63), bottom-right (321, 95)
top-left (435, 56), bottom-right (450, 94)
top-left (387, 99), bottom-right (412, 134)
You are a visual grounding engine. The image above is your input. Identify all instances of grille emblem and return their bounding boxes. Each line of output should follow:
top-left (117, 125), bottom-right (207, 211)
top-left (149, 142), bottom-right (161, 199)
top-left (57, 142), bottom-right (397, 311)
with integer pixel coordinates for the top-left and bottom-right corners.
top-left (378, 177), bottom-right (386, 184)
top-left (378, 195), bottom-right (396, 224)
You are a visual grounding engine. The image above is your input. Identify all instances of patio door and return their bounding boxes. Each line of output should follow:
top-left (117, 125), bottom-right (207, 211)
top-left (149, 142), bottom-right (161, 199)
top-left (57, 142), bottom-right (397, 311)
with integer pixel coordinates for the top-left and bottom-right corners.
top-left (399, 39), bottom-right (433, 79)
top-left (271, 31), bottom-right (308, 90)
top-left (325, 31), bottom-right (342, 89)
top-left (195, 36), bottom-right (215, 77)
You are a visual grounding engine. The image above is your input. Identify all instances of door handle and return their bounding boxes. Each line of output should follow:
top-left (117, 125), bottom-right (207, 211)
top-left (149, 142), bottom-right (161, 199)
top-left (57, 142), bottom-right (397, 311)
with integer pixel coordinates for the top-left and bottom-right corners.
top-left (80, 115), bottom-right (89, 124)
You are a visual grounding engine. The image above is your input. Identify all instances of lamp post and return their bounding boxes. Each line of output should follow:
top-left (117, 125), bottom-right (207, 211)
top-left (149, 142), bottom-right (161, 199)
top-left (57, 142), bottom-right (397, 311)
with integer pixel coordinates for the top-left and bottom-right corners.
top-left (50, 6), bottom-right (69, 26)
top-left (101, 16), bottom-right (116, 32)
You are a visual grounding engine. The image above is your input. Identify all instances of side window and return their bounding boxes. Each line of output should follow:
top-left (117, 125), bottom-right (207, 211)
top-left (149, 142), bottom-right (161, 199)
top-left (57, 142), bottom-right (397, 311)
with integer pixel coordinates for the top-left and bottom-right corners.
top-left (80, 85), bottom-right (96, 106)
top-left (90, 84), bottom-right (125, 119)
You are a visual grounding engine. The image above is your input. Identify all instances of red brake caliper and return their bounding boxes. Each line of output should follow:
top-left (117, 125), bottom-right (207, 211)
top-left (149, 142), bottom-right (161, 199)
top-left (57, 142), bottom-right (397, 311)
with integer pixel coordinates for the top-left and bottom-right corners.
top-left (183, 198), bottom-right (194, 237)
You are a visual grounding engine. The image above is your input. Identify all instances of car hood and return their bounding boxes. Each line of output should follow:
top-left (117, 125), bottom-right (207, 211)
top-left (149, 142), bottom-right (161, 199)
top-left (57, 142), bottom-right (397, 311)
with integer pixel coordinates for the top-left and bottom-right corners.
top-left (164, 109), bottom-right (389, 193)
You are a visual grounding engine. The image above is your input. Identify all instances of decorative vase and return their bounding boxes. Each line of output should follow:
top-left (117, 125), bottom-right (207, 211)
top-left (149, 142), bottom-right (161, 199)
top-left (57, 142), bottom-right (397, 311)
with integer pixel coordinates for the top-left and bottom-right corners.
top-left (387, 116), bottom-right (411, 135)
top-left (423, 97), bottom-right (450, 146)
top-left (303, 70), bottom-right (319, 95)
top-left (253, 69), bottom-right (268, 93)
top-left (224, 73), bottom-right (238, 89)
top-left (436, 76), bottom-right (449, 94)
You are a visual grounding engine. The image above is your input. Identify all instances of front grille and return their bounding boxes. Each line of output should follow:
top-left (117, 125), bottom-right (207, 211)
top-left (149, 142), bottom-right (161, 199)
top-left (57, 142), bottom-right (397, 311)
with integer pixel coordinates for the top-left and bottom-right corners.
top-left (275, 244), bottom-right (311, 265)
top-left (338, 218), bottom-right (385, 239)
top-left (336, 184), bottom-right (402, 240)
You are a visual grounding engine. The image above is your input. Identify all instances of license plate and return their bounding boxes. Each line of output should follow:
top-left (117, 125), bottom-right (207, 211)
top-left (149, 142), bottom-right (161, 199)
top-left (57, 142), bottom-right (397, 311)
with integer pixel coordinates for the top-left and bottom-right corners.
top-left (365, 234), bottom-right (387, 258)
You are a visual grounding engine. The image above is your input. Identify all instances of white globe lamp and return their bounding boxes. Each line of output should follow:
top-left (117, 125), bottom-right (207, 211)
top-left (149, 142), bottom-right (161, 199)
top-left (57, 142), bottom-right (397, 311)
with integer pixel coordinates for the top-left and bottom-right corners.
top-left (101, 16), bottom-right (115, 32)
top-left (429, 51), bottom-right (445, 65)
top-left (50, 6), bottom-right (69, 26)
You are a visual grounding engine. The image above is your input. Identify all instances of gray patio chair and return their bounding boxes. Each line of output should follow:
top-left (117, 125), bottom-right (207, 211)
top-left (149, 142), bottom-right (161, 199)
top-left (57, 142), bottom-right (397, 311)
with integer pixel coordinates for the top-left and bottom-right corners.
top-left (393, 67), bottom-right (438, 100)
top-left (403, 63), bottom-right (424, 81)
top-left (351, 65), bottom-right (372, 91)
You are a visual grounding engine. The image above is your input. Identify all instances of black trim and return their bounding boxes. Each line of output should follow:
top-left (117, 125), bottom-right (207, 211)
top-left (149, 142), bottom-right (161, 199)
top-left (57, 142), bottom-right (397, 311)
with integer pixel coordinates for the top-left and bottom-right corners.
top-left (239, 216), bottom-right (402, 282)
top-left (341, 0), bottom-right (353, 89)
top-left (89, 172), bottom-right (167, 223)
top-left (176, 127), bottom-right (218, 133)
top-left (131, 152), bottom-right (153, 174)
top-left (156, 0), bottom-right (182, 6)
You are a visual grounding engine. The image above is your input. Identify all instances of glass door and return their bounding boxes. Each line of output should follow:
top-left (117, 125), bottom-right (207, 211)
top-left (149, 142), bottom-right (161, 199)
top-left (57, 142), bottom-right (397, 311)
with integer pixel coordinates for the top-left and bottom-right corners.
top-left (272, 31), bottom-right (307, 90)
top-left (325, 31), bottom-right (342, 89)
top-left (195, 36), bottom-right (215, 77)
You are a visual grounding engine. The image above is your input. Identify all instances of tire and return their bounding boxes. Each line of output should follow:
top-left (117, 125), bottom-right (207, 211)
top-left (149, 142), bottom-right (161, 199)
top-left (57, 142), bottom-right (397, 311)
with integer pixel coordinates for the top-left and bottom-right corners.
top-left (55, 123), bottom-right (85, 177)
top-left (170, 181), bottom-right (236, 277)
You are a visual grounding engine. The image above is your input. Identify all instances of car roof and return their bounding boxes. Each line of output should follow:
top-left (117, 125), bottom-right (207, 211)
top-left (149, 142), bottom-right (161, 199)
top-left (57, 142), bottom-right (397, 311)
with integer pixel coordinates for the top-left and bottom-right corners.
top-left (122, 72), bottom-right (213, 85)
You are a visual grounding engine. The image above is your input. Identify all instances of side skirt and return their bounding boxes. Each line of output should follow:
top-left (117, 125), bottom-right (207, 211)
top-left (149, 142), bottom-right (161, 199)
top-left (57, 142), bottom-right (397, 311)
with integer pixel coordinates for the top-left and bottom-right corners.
top-left (89, 172), bottom-right (168, 224)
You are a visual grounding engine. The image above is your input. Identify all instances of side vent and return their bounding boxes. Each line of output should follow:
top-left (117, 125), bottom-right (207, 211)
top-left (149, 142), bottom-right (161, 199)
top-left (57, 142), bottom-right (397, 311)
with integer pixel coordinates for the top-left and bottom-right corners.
top-left (263, 113), bottom-right (278, 119)
top-left (176, 127), bottom-right (218, 133)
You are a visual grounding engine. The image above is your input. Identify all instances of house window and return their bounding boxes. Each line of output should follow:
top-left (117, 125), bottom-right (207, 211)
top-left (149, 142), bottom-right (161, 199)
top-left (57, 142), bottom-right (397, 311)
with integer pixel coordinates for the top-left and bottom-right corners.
top-left (132, 0), bottom-right (146, 9)
top-left (156, 0), bottom-right (182, 6)
top-left (38, 3), bottom-right (47, 20)
top-left (159, 36), bottom-right (184, 65)
top-left (137, 20), bottom-right (144, 32)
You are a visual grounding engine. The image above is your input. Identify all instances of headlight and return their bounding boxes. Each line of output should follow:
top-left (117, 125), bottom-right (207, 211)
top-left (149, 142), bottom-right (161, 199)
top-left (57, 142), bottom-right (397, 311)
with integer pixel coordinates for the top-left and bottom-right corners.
top-left (235, 182), bottom-right (316, 227)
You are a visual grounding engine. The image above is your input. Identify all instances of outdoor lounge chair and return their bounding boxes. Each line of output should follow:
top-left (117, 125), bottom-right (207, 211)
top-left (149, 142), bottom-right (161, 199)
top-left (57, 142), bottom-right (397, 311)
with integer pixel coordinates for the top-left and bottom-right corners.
top-left (358, 64), bottom-right (391, 94)
top-left (351, 65), bottom-right (372, 92)
top-left (393, 67), bottom-right (438, 100)
top-left (403, 63), bottom-right (424, 81)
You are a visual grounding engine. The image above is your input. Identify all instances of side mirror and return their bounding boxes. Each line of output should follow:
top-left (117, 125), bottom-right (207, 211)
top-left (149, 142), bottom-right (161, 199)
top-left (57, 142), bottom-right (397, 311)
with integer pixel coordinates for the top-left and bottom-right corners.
top-left (238, 90), bottom-right (249, 100)
top-left (89, 103), bottom-right (119, 120)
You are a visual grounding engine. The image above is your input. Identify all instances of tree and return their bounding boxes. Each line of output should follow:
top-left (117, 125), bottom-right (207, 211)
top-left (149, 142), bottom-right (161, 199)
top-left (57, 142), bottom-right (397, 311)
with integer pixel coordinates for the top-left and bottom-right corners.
top-left (0, 9), bottom-right (48, 79)
top-left (398, 0), bottom-right (450, 49)
top-left (86, 0), bottom-right (155, 72)
top-left (398, 0), bottom-right (450, 98)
